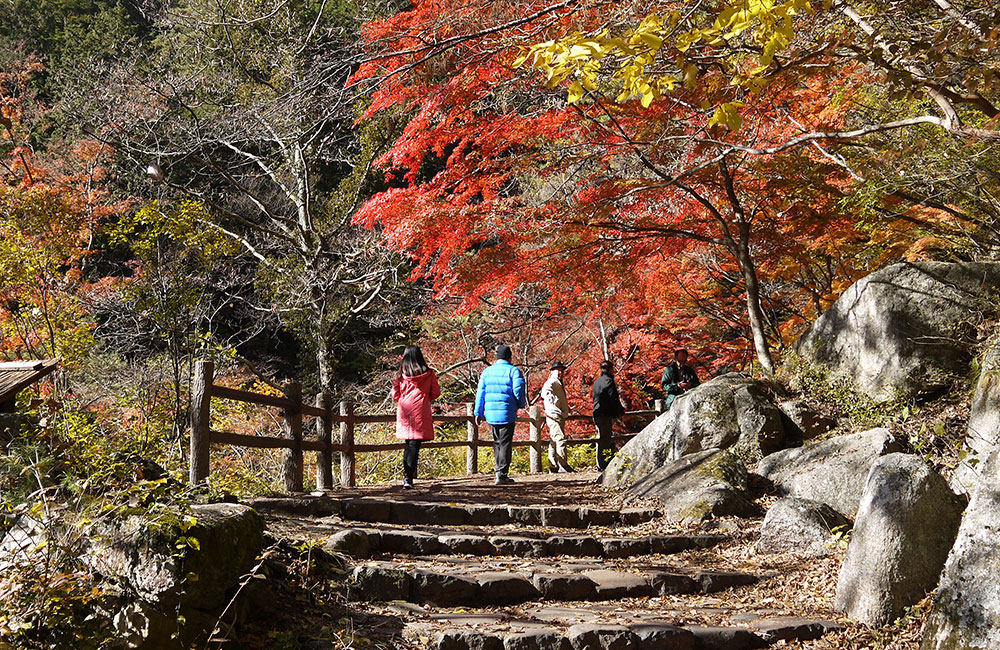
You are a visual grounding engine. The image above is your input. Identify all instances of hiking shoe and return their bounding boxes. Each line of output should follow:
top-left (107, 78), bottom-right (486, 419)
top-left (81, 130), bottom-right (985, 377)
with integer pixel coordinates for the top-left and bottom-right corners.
top-left (402, 478), bottom-right (414, 489)
top-left (495, 475), bottom-right (515, 485)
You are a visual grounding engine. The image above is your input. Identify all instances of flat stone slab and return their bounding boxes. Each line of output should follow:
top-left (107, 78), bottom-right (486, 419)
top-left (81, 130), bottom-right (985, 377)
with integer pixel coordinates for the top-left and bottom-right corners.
top-left (566, 623), bottom-right (638, 650)
top-left (412, 569), bottom-right (480, 606)
top-left (436, 630), bottom-right (505, 650)
top-left (684, 626), bottom-right (767, 650)
top-left (629, 623), bottom-right (697, 650)
top-left (439, 534), bottom-right (495, 555)
top-left (582, 570), bottom-right (652, 599)
top-left (747, 617), bottom-right (843, 643)
top-left (253, 496), bottom-right (661, 528)
top-left (503, 629), bottom-right (573, 650)
top-left (545, 535), bottom-right (603, 557)
top-left (489, 535), bottom-right (547, 557)
top-left (691, 571), bottom-right (760, 593)
top-left (474, 572), bottom-right (541, 605)
top-left (532, 574), bottom-right (598, 602)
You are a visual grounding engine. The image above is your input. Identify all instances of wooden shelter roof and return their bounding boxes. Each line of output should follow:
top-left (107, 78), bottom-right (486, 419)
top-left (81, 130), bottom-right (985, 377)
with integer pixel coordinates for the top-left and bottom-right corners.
top-left (0, 360), bottom-right (59, 406)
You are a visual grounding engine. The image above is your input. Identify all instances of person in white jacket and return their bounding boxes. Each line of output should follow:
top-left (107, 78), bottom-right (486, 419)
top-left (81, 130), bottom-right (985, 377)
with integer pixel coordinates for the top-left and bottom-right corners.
top-left (541, 361), bottom-right (574, 473)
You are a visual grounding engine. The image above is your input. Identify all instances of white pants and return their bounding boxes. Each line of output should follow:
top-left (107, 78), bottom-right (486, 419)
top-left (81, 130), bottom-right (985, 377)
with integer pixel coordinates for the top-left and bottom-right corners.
top-left (546, 417), bottom-right (572, 471)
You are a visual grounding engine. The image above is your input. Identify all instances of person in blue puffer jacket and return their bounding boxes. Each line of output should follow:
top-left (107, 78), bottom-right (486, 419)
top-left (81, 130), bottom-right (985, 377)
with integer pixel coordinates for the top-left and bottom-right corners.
top-left (475, 344), bottom-right (527, 485)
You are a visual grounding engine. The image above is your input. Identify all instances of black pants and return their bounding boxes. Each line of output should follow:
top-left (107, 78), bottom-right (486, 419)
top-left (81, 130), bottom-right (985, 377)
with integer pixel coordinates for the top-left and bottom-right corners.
top-left (594, 416), bottom-right (615, 470)
top-left (491, 422), bottom-right (516, 477)
top-left (403, 439), bottom-right (422, 480)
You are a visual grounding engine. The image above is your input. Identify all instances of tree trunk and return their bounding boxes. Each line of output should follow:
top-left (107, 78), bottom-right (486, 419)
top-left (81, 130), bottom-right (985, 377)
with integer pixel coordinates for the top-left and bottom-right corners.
top-left (733, 236), bottom-right (775, 375)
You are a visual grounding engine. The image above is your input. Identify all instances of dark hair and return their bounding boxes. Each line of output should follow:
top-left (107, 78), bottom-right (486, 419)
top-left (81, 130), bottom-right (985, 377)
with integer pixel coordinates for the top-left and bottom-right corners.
top-left (674, 348), bottom-right (688, 357)
top-left (399, 345), bottom-right (431, 378)
top-left (600, 361), bottom-right (614, 374)
top-left (496, 344), bottom-right (512, 361)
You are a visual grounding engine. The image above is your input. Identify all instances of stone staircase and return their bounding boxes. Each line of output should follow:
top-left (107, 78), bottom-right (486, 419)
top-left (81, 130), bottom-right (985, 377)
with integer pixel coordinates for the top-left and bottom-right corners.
top-left (253, 474), bottom-right (843, 650)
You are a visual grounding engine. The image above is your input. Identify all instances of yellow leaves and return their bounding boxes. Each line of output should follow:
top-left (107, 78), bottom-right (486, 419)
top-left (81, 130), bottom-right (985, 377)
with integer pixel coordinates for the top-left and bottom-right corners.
top-left (567, 81), bottom-right (585, 104)
top-left (709, 101), bottom-right (745, 131)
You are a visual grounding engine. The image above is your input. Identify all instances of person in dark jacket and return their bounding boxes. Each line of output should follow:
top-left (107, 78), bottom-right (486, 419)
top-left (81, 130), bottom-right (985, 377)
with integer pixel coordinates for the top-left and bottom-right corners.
top-left (474, 344), bottom-right (527, 485)
top-left (660, 348), bottom-right (700, 410)
top-left (592, 360), bottom-right (626, 471)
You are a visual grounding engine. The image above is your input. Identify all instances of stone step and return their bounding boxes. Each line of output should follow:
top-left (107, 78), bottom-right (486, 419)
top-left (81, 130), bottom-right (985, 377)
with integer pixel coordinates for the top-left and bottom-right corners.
top-left (325, 525), bottom-right (727, 559)
top-left (347, 561), bottom-right (760, 606)
top-left (402, 615), bottom-right (842, 650)
top-left (249, 495), bottom-right (661, 529)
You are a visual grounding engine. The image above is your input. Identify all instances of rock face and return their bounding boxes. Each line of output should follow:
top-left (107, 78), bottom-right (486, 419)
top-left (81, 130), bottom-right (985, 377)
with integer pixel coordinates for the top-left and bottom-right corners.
top-left (952, 340), bottom-right (1000, 495)
top-left (627, 449), bottom-right (762, 523)
top-left (88, 503), bottom-right (265, 610)
top-left (603, 374), bottom-right (786, 487)
top-left (835, 454), bottom-right (964, 627)
top-left (757, 428), bottom-right (905, 517)
top-left (778, 401), bottom-right (836, 441)
top-left (922, 444), bottom-right (1000, 650)
top-left (795, 261), bottom-right (1000, 402)
top-left (756, 498), bottom-right (851, 556)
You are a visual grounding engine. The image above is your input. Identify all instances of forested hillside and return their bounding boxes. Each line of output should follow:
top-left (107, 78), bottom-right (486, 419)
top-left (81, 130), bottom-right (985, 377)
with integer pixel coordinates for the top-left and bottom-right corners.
top-left (1, 0), bottom-right (999, 648)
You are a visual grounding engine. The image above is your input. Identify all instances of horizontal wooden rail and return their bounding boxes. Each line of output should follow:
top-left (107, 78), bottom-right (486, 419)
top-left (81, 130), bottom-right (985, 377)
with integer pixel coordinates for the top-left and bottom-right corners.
top-left (189, 359), bottom-right (664, 490)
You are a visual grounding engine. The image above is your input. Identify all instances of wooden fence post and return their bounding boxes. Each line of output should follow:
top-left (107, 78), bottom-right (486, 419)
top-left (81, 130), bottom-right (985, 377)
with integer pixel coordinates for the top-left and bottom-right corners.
top-left (189, 360), bottom-right (214, 485)
top-left (529, 404), bottom-right (543, 474)
top-left (316, 392), bottom-right (334, 491)
top-left (465, 402), bottom-right (478, 475)
top-left (282, 381), bottom-right (303, 493)
top-left (340, 401), bottom-right (356, 488)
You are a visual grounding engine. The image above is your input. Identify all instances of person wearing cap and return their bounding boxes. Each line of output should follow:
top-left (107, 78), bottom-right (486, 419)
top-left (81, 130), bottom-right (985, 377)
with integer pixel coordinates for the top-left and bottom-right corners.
top-left (592, 360), bottom-right (626, 471)
top-left (475, 344), bottom-right (527, 485)
top-left (541, 361), bottom-right (574, 473)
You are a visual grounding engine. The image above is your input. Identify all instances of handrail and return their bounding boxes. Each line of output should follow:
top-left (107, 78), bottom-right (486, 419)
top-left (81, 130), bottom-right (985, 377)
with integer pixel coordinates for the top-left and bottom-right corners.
top-left (189, 360), bottom-right (664, 489)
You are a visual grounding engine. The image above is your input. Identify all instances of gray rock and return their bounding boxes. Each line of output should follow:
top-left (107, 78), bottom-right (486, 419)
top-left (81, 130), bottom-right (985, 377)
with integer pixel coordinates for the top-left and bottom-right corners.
top-left (379, 529), bottom-right (441, 555)
top-left (540, 507), bottom-right (582, 528)
top-left (349, 564), bottom-right (412, 601)
top-left (465, 505), bottom-right (514, 526)
top-left (439, 534), bottom-right (494, 555)
top-left (757, 427), bottom-right (905, 517)
top-left (412, 569), bottom-right (480, 606)
top-left (436, 630), bottom-right (504, 650)
top-left (600, 537), bottom-right (650, 558)
top-left (343, 498), bottom-right (391, 522)
top-left (602, 374), bottom-right (787, 487)
top-left (566, 623), bottom-right (638, 650)
top-left (628, 624), bottom-right (697, 650)
top-left (756, 497), bottom-right (851, 556)
top-left (778, 400), bottom-right (837, 440)
top-left (748, 617), bottom-right (843, 643)
top-left (504, 629), bottom-right (572, 650)
top-left (627, 449), bottom-right (761, 523)
top-left (390, 501), bottom-right (468, 526)
top-left (923, 441), bottom-right (1000, 650)
top-left (692, 571), bottom-right (759, 593)
top-left (490, 535), bottom-right (546, 557)
top-left (835, 453), bottom-right (964, 626)
top-left (618, 508), bottom-right (662, 525)
top-left (952, 340), bottom-right (1000, 495)
top-left (545, 535), bottom-right (602, 557)
top-left (85, 503), bottom-right (264, 610)
top-left (576, 508), bottom-right (617, 527)
top-left (324, 529), bottom-right (371, 558)
top-left (508, 506), bottom-right (544, 526)
top-left (474, 572), bottom-right (541, 605)
top-left (684, 626), bottom-right (767, 650)
top-left (582, 569), bottom-right (651, 599)
top-left (532, 573), bottom-right (598, 601)
top-left (0, 516), bottom-right (46, 572)
top-left (795, 261), bottom-right (1000, 402)
top-left (647, 572), bottom-right (699, 596)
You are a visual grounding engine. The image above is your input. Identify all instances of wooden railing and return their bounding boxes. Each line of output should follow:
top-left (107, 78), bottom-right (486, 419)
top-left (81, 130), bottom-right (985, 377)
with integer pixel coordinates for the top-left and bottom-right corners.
top-left (189, 360), bottom-right (664, 490)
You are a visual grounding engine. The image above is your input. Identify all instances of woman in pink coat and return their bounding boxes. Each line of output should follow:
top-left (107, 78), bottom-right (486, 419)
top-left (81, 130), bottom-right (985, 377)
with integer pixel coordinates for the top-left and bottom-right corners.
top-left (391, 345), bottom-right (441, 489)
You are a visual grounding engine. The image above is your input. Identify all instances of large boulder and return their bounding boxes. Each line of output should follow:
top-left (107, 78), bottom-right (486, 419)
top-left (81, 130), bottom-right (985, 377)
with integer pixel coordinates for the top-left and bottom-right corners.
top-left (952, 340), bottom-right (1000, 495)
top-left (922, 445), bottom-right (1000, 650)
top-left (835, 454), bottom-right (964, 627)
top-left (756, 498), bottom-right (851, 556)
top-left (86, 503), bottom-right (265, 610)
top-left (778, 401), bottom-right (836, 441)
top-left (627, 449), bottom-right (762, 523)
top-left (757, 428), bottom-right (905, 517)
top-left (795, 261), bottom-right (1000, 402)
top-left (603, 374), bottom-right (786, 487)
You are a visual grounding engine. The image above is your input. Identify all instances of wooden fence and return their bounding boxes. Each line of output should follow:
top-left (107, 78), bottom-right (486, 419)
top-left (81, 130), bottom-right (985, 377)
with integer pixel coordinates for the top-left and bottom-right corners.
top-left (189, 360), bottom-right (664, 490)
